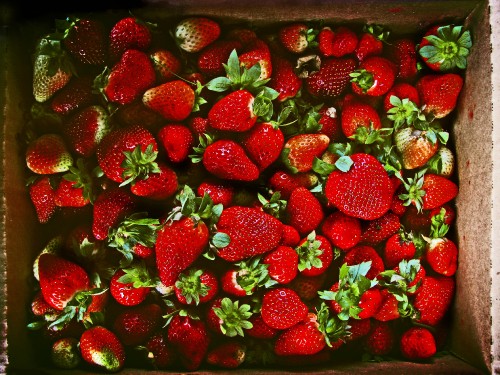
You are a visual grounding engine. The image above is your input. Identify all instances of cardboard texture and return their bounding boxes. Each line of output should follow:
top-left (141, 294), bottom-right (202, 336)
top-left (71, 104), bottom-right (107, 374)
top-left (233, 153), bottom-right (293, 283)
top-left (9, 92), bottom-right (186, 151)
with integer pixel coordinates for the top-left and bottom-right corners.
top-left (1, 0), bottom-right (499, 373)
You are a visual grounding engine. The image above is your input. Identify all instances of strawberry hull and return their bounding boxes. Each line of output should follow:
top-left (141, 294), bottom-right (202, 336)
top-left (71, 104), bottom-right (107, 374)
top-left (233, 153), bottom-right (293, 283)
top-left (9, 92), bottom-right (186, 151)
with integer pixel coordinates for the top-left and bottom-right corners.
top-left (1, 1), bottom-right (499, 374)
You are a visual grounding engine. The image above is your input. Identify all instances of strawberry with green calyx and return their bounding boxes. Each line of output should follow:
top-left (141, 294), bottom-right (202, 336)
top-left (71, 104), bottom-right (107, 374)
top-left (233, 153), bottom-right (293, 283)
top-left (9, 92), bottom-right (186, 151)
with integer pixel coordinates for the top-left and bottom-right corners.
top-left (33, 37), bottom-right (75, 103)
top-left (174, 17), bottom-right (221, 53)
top-left (295, 231), bottom-right (333, 277)
top-left (383, 230), bottom-right (416, 269)
top-left (278, 23), bottom-right (318, 54)
top-left (130, 162), bottom-right (178, 200)
top-left (383, 84), bottom-right (421, 114)
top-left (110, 264), bottom-right (155, 306)
top-left (79, 325), bottom-right (126, 372)
top-left (51, 337), bottom-right (81, 369)
top-left (239, 39), bottom-right (273, 81)
top-left (26, 133), bottom-right (74, 175)
top-left (386, 96), bottom-right (424, 130)
top-left (350, 56), bottom-right (397, 97)
top-left (212, 297), bottom-right (254, 337)
top-left (282, 133), bottom-right (330, 174)
top-left (418, 25), bottom-right (472, 72)
top-left (221, 256), bottom-right (277, 297)
top-left (107, 212), bottom-right (160, 267)
top-left (197, 40), bottom-right (243, 78)
top-left (174, 268), bottom-right (219, 305)
top-left (54, 158), bottom-right (94, 207)
top-left (256, 191), bottom-right (287, 219)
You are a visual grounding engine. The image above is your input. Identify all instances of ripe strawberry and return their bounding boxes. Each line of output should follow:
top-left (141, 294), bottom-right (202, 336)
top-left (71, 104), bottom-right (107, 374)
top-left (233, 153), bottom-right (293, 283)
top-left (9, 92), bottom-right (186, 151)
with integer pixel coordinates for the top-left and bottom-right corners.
top-left (383, 83), bottom-right (420, 113)
top-left (38, 253), bottom-right (90, 311)
top-left (110, 266), bottom-right (153, 306)
top-left (109, 16), bottom-right (152, 61)
top-left (373, 289), bottom-right (400, 322)
top-left (296, 232), bottom-right (333, 277)
top-left (282, 133), bottom-right (330, 173)
top-left (26, 133), bottom-right (73, 174)
top-left (79, 326), bottom-right (126, 372)
top-left (400, 327), bottom-right (437, 360)
top-left (306, 57), bottom-right (357, 97)
top-left (96, 124), bottom-right (159, 185)
top-left (347, 318), bottom-right (372, 341)
top-left (358, 288), bottom-right (383, 319)
top-left (198, 40), bottom-right (243, 77)
top-left (268, 170), bottom-right (318, 199)
top-left (239, 39), bottom-right (273, 80)
top-left (268, 56), bottom-right (303, 102)
top-left (425, 237), bottom-right (458, 276)
top-left (320, 211), bottom-right (361, 251)
top-left (130, 162), bottom-right (178, 200)
top-left (167, 314), bottom-right (210, 371)
top-left (274, 313), bottom-right (326, 356)
top-left (150, 49), bottom-right (182, 82)
top-left (206, 297), bottom-right (254, 337)
top-left (317, 106), bottom-right (343, 141)
top-left (215, 206), bottom-right (283, 262)
top-left (384, 231), bottom-right (416, 269)
top-left (341, 102), bottom-right (381, 138)
top-left (318, 26), bottom-right (358, 57)
top-left (29, 176), bottom-right (57, 223)
top-left (418, 25), bottom-right (472, 72)
top-left (247, 314), bottom-right (278, 339)
top-left (363, 320), bottom-right (394, 355)
top-left (414, 275), bottom-right (455, 325)
top-left (175, 17), bottom-right (221, 53)
top-left (400, 172), bottom-right (458, 211)
top-left (360, 212), bottom-right (401, 246)
top-left (96, 49), bottom-right (156, 105)
top-left (286, 187), bottom-right (324, 236)
top-left (207, 341), bottom-right (247, 369)
top-left (33, 38), bottom-right (74, 103)
top-left (261, 287), bottom-right (308, 330)
top-left (143, 80), bottom-right (198, 121)
top-left (65, 105), bottom-right (110, 158)
top-left (325, 153), bottom-right (393, 220)
top-left (50, 75), bottom-right (94, 116)
top-left (189, 116), bottom-right (210, 136)
top-left (388, 38), bottom-right (418, 80)
top-left (351, 56), bottom-right (397, 97)
top-left (51, 337), bottom-right (80, 369)
top-left (355, 24), bottom-right (389, 62)
top-left (144, 332), bottom-right (176, 369)
top-left (196, 180), bottom-right (233, 207)
top-left (92, 187), bottom-right (135, 240)
top-left (344, 245), bottom-right (385, 280)
top-left (112, 303), bottom-right (162, 346)
top-left (157, 124), bottom-right (193, 163)
top-left (208, 90), bottom-right (258, 132)
top-left (416, 73), bottom-right (463, 118)
top-left (241, 122), bottom-right (284, 171)
top-left (54, 160), bottom-right (93, 207)
top-left (174, 268), bottom-right (219, 304)
top-left (264, 245), bottom-right (299, 284)
top-left (280, 224), bottom-right (301, 247)
top-left (290, 273), bottom-right (327, 301)
top-left (278, 23), bottom-right (315, 54)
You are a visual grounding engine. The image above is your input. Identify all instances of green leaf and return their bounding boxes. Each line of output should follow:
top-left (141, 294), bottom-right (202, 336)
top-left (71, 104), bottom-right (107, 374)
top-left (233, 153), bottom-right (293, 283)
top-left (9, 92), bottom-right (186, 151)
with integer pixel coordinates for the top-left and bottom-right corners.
top-left (335, 155), bottom-right (353, 172)
top-left (225, 49), bottom-right (241, 83)
top-left (212, 232), bottom-right (231, 248)
top-left (206, 77), bottom-right (232, 92)
top-left (312, 157), bottom-right (335, 176)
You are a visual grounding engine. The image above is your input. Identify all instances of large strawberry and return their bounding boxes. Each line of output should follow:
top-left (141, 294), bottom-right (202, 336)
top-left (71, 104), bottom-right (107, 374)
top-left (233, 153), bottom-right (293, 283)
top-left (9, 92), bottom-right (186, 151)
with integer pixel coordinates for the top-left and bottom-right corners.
top-left (109, 16), bottom-right (152, 62)
top-left (175, 17), bottom-right (221, 53)
top-left (416, 73), bottom-right (463, 119)
top-left (306, 57), bottom-right (357, 97)
top-left (413, 275), bottom-right (455, 325)
top-left (26, 133), bottom-right (73, 175)
top-left (79, 326), bottom-right (126, 372)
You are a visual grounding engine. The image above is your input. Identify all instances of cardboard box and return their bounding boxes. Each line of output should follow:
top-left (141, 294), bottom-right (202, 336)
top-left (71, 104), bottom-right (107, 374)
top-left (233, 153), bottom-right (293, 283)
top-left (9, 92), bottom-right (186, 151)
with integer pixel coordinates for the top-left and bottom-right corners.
top-left (1, 0), bottom-right (499, 373)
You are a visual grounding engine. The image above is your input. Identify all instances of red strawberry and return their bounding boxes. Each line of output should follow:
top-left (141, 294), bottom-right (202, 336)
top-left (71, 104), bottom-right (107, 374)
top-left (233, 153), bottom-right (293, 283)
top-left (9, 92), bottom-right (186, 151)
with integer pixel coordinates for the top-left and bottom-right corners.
top-left (109, 267), bottom-right (152, 306)
top-left (425, 237), bottom-right (458, 276)
top-left (347, 318), bottom-right (372, 341)
top-left (97, 49), bottom-right (156, 105)
top-left (274, 313), bottom-right (326, 356)
top-left (65, 105), bottom-right (110, 158)
top-left (50, 75), bottom-right (94, 116)
top-left (264, 245), bottom-right (299, 284)
top-left (92, 187), bottom-right (135, 240)
top-left (296, 232), bottom-right (333, 277)
top-left (355, 24), bottom-right (389, 62)
top-left (109, 16), bottom-right (152, 61)
top-left (247, 314), bottom-right (278, 339)
top-left (207, 341), bottom-right (246, 369)
top-left (208, 90), bottom-right (257, 132)
top-left (145, 332), bottom-right (176, 369)
top-left (79, 326), bottom-right (126, 372)
top-left (150, 49), bottom-right (182, 83)
top-left (325, 153), bottom-right (393, 220)
top-left (341, 102), bottom-right (381, 138)
top-left (400, 173), bottom-right (458, 211)
top-left (418, 25), bottom-right (472, 72)
top-left (174, 268), bottom-right (219, 305)
top-left (278, 23), bottom-right (315, 54)
top-left (241, 122), bottom-right (284, 171)
top-left (320, 211), bottom-right (361, 251)
top-left (306, 57), bottom-right (357, 97)
top-left (167, 314), bottom-right (210, 371)
top-left (54, 161), bottom-right (93, 208)
top-left (96, 124), bottom-right (159, 185)
top-left (198, 40), bottom-right (243, 77)
top-left (384, 231), bottom-right (416, 269)
top-left (268, 56), bottom-right (303, 101)
top-left (363, 320), bottom-right (394, 355)
top-left (38, 253), bottom-right (90, 311)
top-left (197, 180), bottom-right (234, 207)
top-left (130, 162), bottom-right (178, 200)
top-left (373, 289), bottom-right (400, 322)
top-left (189, 116), bottom-right (210, 136)
top-left (351, 56), bottom-right (397, 97)
top-left (282, 133), bottom-right (330, 173)
top-left (360, 212), bottom-right (401, 246)
top-left (280, 224), bottom-right (301, 247)
top-left (112, 303), bottom-right (162, 346)
top-left (143, 80), bottom-right (198, 121)
top-left (383, 83), bottom-right (420, 113)
top-left (261, 287), bottom-right (308, 330)
top-left (358, 288), bottom-right (383, 319)
top-left (215, 206), bottom-right (283, 262)
top-left (239, 39), bottom-right (273, 80)
top-left (175, 17), bottom-right (221, 53)
top-left (388, 38), bottom-right (418, 80)
top-left (414, 275), bottom-right (455, 325)
top-left (290, 273), bottom-right (327, 301)
top-left (269, 170), bottom-right (318, 199)
top-left (318, 26), bottom-right (358, 57)
top-left (416, 73), bottom-right (463, 118)
top-left (29, 176), bottom-right (58, 223)
top-left (318, 106), bottom-right (343, 141)
top-left (400, 327), bottom-right (437, 360)
top-left (31, 290), bottom-right (57, 318)
top-left (157, 124), bottom-right (194, 163)
top-left (286, 187), bottom-right (324, 236)
top-left (344, 245), bottom-right (385, 280)
top-left (26, 133), bottom-right (73, 174)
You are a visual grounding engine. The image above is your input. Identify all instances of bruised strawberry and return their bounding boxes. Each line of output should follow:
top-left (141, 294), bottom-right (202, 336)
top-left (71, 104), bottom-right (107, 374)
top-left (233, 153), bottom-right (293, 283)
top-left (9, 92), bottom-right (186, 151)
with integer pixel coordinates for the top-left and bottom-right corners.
top-left (79, 326), bottom-right (126, 372)
top-left (278, 23), bottom-right (315, 54)
top-left (207, 341), bottom-right (246, 369)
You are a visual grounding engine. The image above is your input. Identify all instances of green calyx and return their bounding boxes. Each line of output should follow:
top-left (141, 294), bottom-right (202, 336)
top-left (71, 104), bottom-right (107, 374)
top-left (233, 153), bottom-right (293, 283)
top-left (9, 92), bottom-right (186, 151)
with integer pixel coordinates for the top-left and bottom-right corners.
top-left (429, 207), bottom-right (450, 238)
top-left (363, 24), bottom-right (390, 42)
top-left (118, 261), bottom-right (157, 288)
top-left (349, 123), bottom-right (394, 146)
top-left (316, 302), bottom-right (349, 347)
top-left (189, 133), bottom-right (214, 163)
top-left (234, 257), bottom-right (277, 295)
top-left (257, 191), bottom-right (287, 218)
top-left (387, 96), bottom-right (423, 130)
top-left (175, 268), bottom-right (210, 305)
top-left (63, 158), bottom-right (95, 203)
top-left (398, 169), bottom-right (426, 212)
top-left (419, 25), bottom-right (472, 71)
top-left (120, 144), bottom-right (161, 187)
top-left (296, 231), bottom-right (323, 272)
top-left (35, 37), bottom-right (76, 76)
top-left (350, 69), bottom-right (374, 92)
top-left (213, 297), bottom-right (253, 337)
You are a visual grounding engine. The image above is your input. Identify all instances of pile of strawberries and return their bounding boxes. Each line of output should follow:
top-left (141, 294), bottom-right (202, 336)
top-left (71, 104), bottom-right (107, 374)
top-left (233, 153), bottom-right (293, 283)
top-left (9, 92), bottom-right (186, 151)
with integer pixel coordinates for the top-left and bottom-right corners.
top-left (23, 10), bottom-right (471, 372)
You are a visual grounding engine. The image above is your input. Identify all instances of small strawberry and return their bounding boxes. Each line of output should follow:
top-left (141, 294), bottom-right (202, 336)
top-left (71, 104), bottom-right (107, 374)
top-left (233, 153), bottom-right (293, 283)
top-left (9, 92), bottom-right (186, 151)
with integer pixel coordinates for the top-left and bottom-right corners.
top-left (109, 16), bottom-right (152, 61)
top-left (29, 176), bottom-right (58, 223)
top-left (347, 318), bottom-right (372, 341)
top-left (384, 231), bottom-right (416, 269)
top-left (318, 26), bottom-right (358, 58)
top-left (144, 332), bottom-right (176, 369)
top-left (50, 75), bottom-right (94, 116)
top-left (54, 158), bottom-right (94, 207)
top-left (79, 326), bottom-right (126, 372)
top-left (112, 303), bottom-right (162, 346)
top-left (286, 187), bottom-right (324, 236)
top-left (360, 212), bottom-right (401, 246)
top-left (26, 133), bottom-right (73, 174)
top-left (320, 211), bottom-right (361, 251)
top-left (355, 24), bottom-right (389, 62)
top-left (150, 49), bottom-right (182, 82)
top-left (350, 56), bottom-right (397, 97)
top-left (363, 320), bottom-right (394, 356)
top-left (278, 23), bottom-right (317, 54)
top-left (317, 106), bottom-right (343, 141)
top-left (400, 327), bottom-right (437, 360)
top-left (414, 275), bottom-right (455, 325)
top-left (241, 122), bottom-right (285, 171)
top-left (207, 341), bottom-right (247, 369)
top-left (261, 287), bottom-right (308, 330)
top-left (92, 187), bottom-right (135, 240)
top-left (399, 172), bottom-right (458, 211)
top-left (416, 73), bottom-right (463, 119)
top-left (344, 245), bottom-right (385, 280)
top-left (306, 57), bottom-right (357, 97)
top-left (268, 56), bottom-right (303, 102)
top-left (109, 265), bottom-right (153, 306)
top-left (198, 40), bottom-right (243, 77)
top-left (130, 162), bottom-right (178, 200)
top-left (424, 236), bottom-right (458, 276)
top-left (268, 170), bottom-right (318, 200)
top-left (295, 232), bottom-right (333, 277)
top-left (341, 102), bottom-right (381, 138)
top-left (175, 17), bottom-right (221, 53)
top-left (189, 116), bottom-right (210, 136)
top-left (282, 133), bottom-right (330, 173)
top-left (174, 268), bottom-right (219, 305)
top-left (387, 38), bottom-right (419, 80)
top-left (157, 124), bottom-right (194, 163)
top-left (264, 245), bottom-right (299, 284)
top-left (427, 146), bottom-right (455, 178)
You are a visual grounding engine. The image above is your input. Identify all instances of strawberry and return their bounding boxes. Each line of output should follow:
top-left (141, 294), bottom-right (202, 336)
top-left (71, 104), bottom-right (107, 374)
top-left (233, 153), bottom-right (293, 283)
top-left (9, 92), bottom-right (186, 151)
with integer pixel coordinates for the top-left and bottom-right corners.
top-left (241, 122), bottom-right (284, 171)
top-left (399, 172), bottom-right (458, 211)
top-left (207, 341), bottom-right (247, 369)
top-left (247, 314), bottom-right (278, 339)
top-left (29, 176), bottom-right (58, 223)
top-left (325, 153), bottom-right (393, 220)
top-left (414, 275), bottom-right (455, 325)
top-left (373, 289), bottom-right (400, 322)
top-left (174, 268), bottom-right (219, 304)
top-left (317, 106), bottom-right (343, 141)
top-left (92, 187), bottom-right (135, 240)
top-left (282, 133), bottom-right (330, 173)
top-left (96, 49), bottom-right (156, 105)
top-left (50, 75), bottom-right (94, 116)
top-left (96, 124), bottom-right (159, 185)
top-left (167, 314), bottom-right (210, 371)
top-left (31, 290), bottom-right (57, 318)
top-left (38, 253), bottom-right (90, 311)
top-left (360, 212), bottom-right (401, 246)
top-left (351, 56), bottom-right (397, 97)
top-left (175, 17), bottom-right (221, 53)
top-left (320, 211), bottom-right (361, 251)
top-left (33, 38), bottom-right (74, 102)
top-left (416, 73), bottom-right (463, 118)
top-left (318, 26), bottom-right (358, 57)
top-left (263, 245), bottom-right (299, 284)
top-left (400, 327), bottom-right (437, 360)
top-left (143, 80), bottom-right (200, 121)
top-left (189, 116), bottom-right (210, 136)
top-left (239, 39), bottom-right (273, 80)
top-left (198, 40), bottom-right (243, 77)
top-left (268, 56), bottom-right (303, 102)
top-left (347, 318), bottom-right (372, 341)
top-left (208, 90), bottom-right (258, 132)
top-left (144, 332), bottom-right (176, 369)
top-left (384, 231), bottom-right (416, 269)
top-left (268, 170), bottom-right (318, 199)
top-left (290, 273), bottom-right (327, 301)
top-left (383, 83), bottom-right (420, 114)
top-left (418, 25), bottom-right (472, 72)
top-left (363, 320), bottom-right (394, 356)
top-left (221, 256), bottom-right (275, 296)
top-left (79, 326), bottom-right (126, 372)
top-left (306, 57), bottom-right (357, 97)
top-left (150, 49), bottom-right (182, 82)
top-left (51, 337), bottom-right (80, 369)
top-left (109, 267), bottom-right (153, 306)
top-left (64, 105), bottom-right (110, 158)
top-left (215, 206), bottom-right (283, 262)
top-left (358, 288), bottom-right (383, 319)
top-left (116, 101), bottom-right (165, 129)
top-left (280, 224), bottom-right (301, 247)
top-left (388, 38), bottom-right (418, 80)
top-left (130, 162), bottom-right (178, 200)
top-left (296, 232), bottom-right (333, 277)
top-left (197, 180), bottom-right (234, 207)
top-left (425, 237), bottom-right (458, 276)
top-left (341, 102), bottom-right (381, 138)
top-left (227, 28), bottom-right (258, 46)
top-left (286, 187), bottom-right (324, 236)
top-left (278, 23), bottom-right (316, 54)
top-left (26, 133), bottom-right (73, 174)
top-left (261, 287), bottom-right (308, 330)
top-left (157, 124), bottom-right (194, 163)
top-left (112, 303), bottom-right (162, 346)
top-left (355, 24), bottom-right (389, 62)
top-left (394, 126), bottom-right (440, 170)
top-left (54, 159), bottom-right (93, 207)
top-left (344, 245), bottom-right (385, 280)
top-left (109, 16), bottom-right (152, 61)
